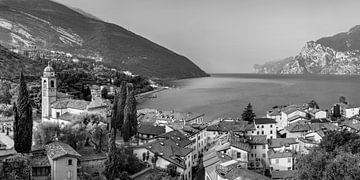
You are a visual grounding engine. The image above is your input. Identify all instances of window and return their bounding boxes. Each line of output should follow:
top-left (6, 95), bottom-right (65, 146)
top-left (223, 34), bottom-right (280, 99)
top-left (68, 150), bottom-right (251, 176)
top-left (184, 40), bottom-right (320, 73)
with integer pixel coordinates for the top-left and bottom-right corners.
top-left (262, 153), bottom-right (266, 158)
top-left (56, 112), bottom-right (60, 118)
top-left (276, 159), bottom-right (279, 164)
top-left (257, 125), bottom-right (259, 128)
top-left (270, 125), bottom-right (273, 128)
top-left (68, 159), bottom-right (73, 165)
top-left (261, 131), bottom-right (264, 135)
top-left (43, 80), bottom-right (47, 83)
top-left (67, 170), bottom-right (73, 179)
top-left (288, 158), bottom-right (291, 163)
top-left (261, 125), bottom-right (264, 128)
top-left (288, 167), bottom-right (291, 170)
top-left (254, 146), bottom-right (256, 149)
top-left (237, 152), bottom-right (241, 158)
top-left (50, 80), bottom-right (54, 88)
top-left (252, 131), bottom-right (254, 133)
top-left (270, 130), bottom-right (273, 134)
top-left (263, 145), bottom-right (266, 149)
top-left (257, 131), bottom-right (259, 135)
top-left (251, 153), bottom-right (254, 157)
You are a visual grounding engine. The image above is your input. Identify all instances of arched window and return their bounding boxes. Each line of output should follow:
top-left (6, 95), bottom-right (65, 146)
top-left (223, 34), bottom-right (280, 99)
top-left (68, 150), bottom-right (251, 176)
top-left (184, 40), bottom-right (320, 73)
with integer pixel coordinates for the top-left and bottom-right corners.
top-left (43, 80), bottom-right (47, 83)
top-left (50, 80), bottom-right (54, 88)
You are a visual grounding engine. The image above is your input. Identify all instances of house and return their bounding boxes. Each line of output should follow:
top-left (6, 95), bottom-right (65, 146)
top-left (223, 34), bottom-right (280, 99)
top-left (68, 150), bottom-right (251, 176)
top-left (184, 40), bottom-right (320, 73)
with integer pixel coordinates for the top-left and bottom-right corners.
top-left (248, 135), bottom-right (269, 168)
top-left (281, 108), bottom-right (307, 128)
top-left (41, 63), bottom-right (111, 125)
top-left (333, 103), bottom-right (360, 118)
top-left (266, 109), bottom-right (282, 129)
top-left (298, 137), bottom-right (318, 154)
top-left (283, 123), bottom-right (311, 138)
top-left (134, 139), bottom-right (193, 180)
top-left (206, 119), bottom-right (255, 145)
top-left (269, 151), bottom-right (295, 171)
top-left (137, 123), bottom-right (166, 145)
top-left (308, 109), bottom-right (327, 119)
top-left (269, 138), bottom-right (299, 153)
top-left (248, 118), bottom-right (277, 139)
top-left (271, 170), bottom-right (295, 180)
top-left (287, 115), bottom-right (309, 125)
top-left (29, 142), bottom-right (81, 180)
top-left (203, 151), bottom-right (271, 180)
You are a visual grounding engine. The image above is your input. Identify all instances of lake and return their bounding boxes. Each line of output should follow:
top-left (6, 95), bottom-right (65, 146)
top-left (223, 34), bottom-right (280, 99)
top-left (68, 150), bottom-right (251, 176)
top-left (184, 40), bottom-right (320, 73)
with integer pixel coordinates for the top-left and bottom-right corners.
top-left (138, 74), bottom-right (360, 122)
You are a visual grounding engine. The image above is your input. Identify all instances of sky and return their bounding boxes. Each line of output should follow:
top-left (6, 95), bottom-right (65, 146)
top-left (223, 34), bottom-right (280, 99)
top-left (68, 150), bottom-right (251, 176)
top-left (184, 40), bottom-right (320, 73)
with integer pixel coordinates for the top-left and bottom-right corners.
top-left (55, 0), bottom-right (360, 73)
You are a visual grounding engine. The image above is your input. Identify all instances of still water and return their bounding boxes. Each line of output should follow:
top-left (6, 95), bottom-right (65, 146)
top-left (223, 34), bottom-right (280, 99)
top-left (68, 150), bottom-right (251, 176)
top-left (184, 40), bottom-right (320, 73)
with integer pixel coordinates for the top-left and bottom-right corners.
top-left (138, 74), bottom-right (360, 122)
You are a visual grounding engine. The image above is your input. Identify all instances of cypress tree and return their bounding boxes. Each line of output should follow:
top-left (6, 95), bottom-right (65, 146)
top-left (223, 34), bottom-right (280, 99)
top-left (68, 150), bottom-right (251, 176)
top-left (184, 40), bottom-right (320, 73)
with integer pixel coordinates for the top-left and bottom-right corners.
top-left (241, 103), bottom-right (256, 124)
top-left (122, 83), bottom-right (137, 142)
top-left (110, 91), bottom-right (118, 130)
top-left (115, 81), bottom-right (127, 131)
top-left (13, 72), bottom-right (33, 153)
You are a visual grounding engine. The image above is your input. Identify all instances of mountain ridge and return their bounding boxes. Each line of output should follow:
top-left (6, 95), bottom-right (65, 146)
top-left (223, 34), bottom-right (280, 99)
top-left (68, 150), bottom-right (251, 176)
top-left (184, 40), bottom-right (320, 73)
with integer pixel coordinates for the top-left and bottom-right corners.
top-left (0, 0), bottom-right (208, 79)
top-left (254, 25), bottom-right (360, 75)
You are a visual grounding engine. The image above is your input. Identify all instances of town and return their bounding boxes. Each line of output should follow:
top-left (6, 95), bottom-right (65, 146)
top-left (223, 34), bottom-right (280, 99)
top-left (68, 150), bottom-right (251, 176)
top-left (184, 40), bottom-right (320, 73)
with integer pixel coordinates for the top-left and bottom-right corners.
top-left (0, 63), bottom-right (359, 180)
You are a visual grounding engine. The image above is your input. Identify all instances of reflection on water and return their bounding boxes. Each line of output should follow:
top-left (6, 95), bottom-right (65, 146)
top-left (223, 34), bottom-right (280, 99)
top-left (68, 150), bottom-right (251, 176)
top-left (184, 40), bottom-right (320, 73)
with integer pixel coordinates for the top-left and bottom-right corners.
top-left (139, 74), bottom-right (360, 122)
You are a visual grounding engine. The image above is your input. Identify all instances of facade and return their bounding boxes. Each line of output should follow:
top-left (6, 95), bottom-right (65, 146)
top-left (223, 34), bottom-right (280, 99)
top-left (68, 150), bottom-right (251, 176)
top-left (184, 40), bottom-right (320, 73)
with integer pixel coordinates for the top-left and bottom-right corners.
top-left (269, 138), bottom-right (299, 153)
top-left (248, 118), bottom-right (277, 139)
top-left (269, 152), bottom-right (294, 171)
top-left (248, 135), bottom-right (269, 168)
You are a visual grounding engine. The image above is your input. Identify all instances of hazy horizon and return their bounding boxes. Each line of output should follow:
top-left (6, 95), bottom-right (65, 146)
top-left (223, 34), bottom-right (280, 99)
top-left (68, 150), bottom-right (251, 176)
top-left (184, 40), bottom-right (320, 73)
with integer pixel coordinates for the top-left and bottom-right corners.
top-left (55, 0), bottom-right (360, 73)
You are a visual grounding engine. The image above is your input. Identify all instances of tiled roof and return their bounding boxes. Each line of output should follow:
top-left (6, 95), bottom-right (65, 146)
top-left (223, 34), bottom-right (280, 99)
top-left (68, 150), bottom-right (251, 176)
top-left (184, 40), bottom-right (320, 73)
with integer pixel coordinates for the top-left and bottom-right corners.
top-left (288, 115), bottom-right (308, 122)
top-left (207, 119), bottom-right (255, 132)
top-left (144, 139), bottom-right (193, 169)
top-left (137, 109), bottom-right (204, 123)
top-left (138, 123), bottom-right (166, 136)
top-left (309, 123), bottom-right (338, 132)
top-left (58, 112), bottom-right (82, 122)
top-left (310, 118), bottom-right (331, 123)
top-left (45, 142), bottom-right (81, 160)
top-left (220, 165), bottom-right (272, 180)
top-left (87, 97), bottom-right (111, 110)
top-left (340, 120), bottom-right (360, 131)
top-left (285, 123), bottom-right (310, 132)
top-left (271, 170), bottom-right (295, 179)
top-left (268, 110), bottom-right (281, 116)
top-left (269, 151), bottom-right (293, 159)
top-left (248, 135), bottom-right (268, 145)
top-left (269, 138), bottom-right (297, 148)
top-left (30, 154), bottom-right (50, 167)
top-left (56, 92), bottom-right (73, 99)
top-left (254, 118), bottom-right (276, 124)
top-left (158, 130), bottom-right (193, 148)
top-left (229, 134), bottom-right (251, 152)
top-left (51, 99), bottom-right (90, 110)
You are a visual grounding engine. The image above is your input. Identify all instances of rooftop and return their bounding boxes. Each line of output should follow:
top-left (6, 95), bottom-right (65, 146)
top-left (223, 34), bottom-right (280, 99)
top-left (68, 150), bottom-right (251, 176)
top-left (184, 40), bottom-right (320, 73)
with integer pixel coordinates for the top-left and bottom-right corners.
top-left (51, 99), bottom-right (90, 110)
top-left (143, 139), bottom-right (193, 169)
top-left (158, 130), bottom-right (193, 148)
top-left (285, 123), bottom-right (311, 133)
top-left (138, 123), bottom-right (166, 136)
top-left (229, 134), bottom-right (251, 152)
top-left (269, 151), bottom-right (294, 159)
top-left (254, 118), bottom-right (277, 124)
top-left (45, 142), bottom-right (81, 160)
top-left (248, 135), bottom-right (268, 145)
top-left (269, 138), bottom-right (298, 148)
top-left (57, 112), bottom-right (82, 122)
top-left (207, 119), bottom-right (255, 132)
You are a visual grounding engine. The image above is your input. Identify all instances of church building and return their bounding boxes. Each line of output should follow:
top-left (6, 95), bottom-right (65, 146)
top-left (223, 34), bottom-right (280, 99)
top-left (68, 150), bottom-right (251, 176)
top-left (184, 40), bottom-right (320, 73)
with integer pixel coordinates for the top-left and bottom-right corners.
top-left (41, 63), bottom-right (111, 125)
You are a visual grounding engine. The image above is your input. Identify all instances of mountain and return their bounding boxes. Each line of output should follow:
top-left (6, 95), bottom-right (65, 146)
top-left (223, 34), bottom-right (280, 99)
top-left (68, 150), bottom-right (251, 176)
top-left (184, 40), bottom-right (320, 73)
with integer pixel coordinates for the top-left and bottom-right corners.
top-left (0, 44), bottom-right (44, 80)
top-left (0, 0), bottom-right (208, 79)
top-left (254, 25), bottom-right (360, 75)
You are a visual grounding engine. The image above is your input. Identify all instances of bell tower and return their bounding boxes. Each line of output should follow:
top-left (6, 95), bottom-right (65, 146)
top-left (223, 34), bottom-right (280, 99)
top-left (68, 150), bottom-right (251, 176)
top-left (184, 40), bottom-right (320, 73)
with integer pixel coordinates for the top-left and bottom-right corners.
top-left (41, 62), bottom-right (57, 119)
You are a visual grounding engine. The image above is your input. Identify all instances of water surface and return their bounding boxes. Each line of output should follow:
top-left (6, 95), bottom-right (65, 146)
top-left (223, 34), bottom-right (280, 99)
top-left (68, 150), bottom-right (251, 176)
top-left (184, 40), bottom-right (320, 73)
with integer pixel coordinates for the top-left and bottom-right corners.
top-left (139, 74), bottom-right (360, 122)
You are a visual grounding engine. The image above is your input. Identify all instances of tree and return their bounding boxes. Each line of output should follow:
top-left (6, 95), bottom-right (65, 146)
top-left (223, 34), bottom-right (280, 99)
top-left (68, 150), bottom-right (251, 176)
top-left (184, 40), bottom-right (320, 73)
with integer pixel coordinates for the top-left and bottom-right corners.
top-left (3, 154), bottom-right (31, 180)
top-left (0, 82), bottom-right (12, 104)
top-left (339, 96), bottom-right (347, 104)
top-left (13, 72), bottom-right (33, 153)
top-left (308, 99), bottom-right (319, 109)
top-left (88, 123), bottom-right (108, 153)
top-left (116, 81), bottom-right (127, 131)
top-left (59, 125), bottom-right (88, 150)
top-left (294, 130), bottom-right (360, 180)
top-left (122, 83), bottom-right (137, 142)
top-left (101, 88), bottom-right (108, 99)
top-left (241, 103), bottom-right (256, 123)
top-left (35, 122), bottom-right (61, 145)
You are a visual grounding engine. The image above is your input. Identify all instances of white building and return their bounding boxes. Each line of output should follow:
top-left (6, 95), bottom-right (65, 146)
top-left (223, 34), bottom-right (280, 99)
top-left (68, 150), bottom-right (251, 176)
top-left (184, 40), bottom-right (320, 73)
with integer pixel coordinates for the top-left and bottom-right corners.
top-left (248, 135), bottom-right (269, 168)
top-left (269, 151), bottom-right (294, 171)
top-left (248, 118), bottom-right (277, 139)
top-left (41, 63), bottom-right (110, 125)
